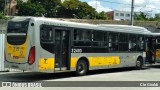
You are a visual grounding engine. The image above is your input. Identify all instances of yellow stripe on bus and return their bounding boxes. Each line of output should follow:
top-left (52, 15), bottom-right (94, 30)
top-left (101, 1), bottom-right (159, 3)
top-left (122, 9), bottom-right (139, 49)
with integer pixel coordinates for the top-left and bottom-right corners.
top-left (38, 58), bottom-right (55, 70)
top-left (70, 56), bottom-right (120, 68)
top-left (156, 49), bottom-right (160, 58)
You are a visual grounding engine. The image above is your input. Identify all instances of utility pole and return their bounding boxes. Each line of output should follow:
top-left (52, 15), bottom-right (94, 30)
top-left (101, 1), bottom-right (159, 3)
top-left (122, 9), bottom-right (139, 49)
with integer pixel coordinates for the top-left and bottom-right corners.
top-left (4, 0), bottom-right (6, 15)
top-left (95, 0), bottom-right (98, 24)
top-left (130, 0), bottom-right (134, 25)
top-left (9, 0), bottom-right (11, 16)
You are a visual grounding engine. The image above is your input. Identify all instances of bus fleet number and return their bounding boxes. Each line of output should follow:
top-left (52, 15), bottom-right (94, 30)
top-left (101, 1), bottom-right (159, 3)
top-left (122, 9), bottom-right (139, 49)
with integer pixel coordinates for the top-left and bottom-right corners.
top-left (72, 49), bottom-right (82, 53)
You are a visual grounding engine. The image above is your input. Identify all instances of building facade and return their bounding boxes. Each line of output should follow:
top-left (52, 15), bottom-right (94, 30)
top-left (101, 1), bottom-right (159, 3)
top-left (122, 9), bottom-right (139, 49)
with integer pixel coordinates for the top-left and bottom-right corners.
top-left (4, 0), bottom-right (17, 16)
top-left (106, 10), bottom-right (131, 20)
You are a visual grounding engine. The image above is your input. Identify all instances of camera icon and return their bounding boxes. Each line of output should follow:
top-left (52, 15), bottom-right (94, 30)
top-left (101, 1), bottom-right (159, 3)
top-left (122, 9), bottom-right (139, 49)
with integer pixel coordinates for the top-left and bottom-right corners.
top-left (2, 82), bottom-right (12, 87)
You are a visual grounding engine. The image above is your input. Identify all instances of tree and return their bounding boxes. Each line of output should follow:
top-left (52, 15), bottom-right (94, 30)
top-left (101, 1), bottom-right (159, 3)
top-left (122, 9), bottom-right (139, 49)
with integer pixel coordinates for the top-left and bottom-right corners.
top-left (16, 0), bottom-right (107, 20)
top-left (0, 0), bottom-right (5, 13)
top-left (30, 0), bottom-right (61, 17)
top-left (0, 12), bottom-right (8, 20)
top-left (96, 11), bottom-right (107, 20)
top-left (57, 0), bottom-right (97, 19)
top-left (134, 12), bottom-right (148, 21)
top-left (154, 14), bottom-right (160, 21)
top-left (78, 2), bottom-right (96, 19)
top-left (17, 0), bottom-right (45, 16)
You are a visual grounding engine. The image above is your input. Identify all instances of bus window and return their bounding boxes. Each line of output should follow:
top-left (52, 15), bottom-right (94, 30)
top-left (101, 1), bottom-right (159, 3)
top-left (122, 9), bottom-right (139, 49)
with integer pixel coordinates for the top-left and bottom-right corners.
top-left (129, 34), bottom-right (137, 51)
top-left (92, 31), bottom-right (105, 47)
top-left (40, 27), bottom-right (53, 43)
top-left (108, 32), bottom-right (118, 51)
top-left (156, 38), bottom-right (160, 49)
top-left (137, 36), bottom-right (145, 51)
top-left (7, 20), bottom-right (29, 45)
top-left (119, 33), bottom-right (128, 51)
top-left (74, 29), bottom-right (91, 46)
top-left (40, 26), bottom-right (54, 53)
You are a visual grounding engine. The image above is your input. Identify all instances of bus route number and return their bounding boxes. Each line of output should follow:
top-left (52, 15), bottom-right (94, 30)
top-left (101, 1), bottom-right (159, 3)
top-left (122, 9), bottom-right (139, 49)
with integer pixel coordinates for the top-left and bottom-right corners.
top-left (72, 49), bottom-right (82, 53)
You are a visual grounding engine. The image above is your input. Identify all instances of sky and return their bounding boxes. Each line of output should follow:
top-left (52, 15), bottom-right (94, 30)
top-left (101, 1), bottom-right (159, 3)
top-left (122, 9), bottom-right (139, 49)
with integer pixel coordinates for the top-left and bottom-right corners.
top-left (79, 0), bottom-right (160, 16)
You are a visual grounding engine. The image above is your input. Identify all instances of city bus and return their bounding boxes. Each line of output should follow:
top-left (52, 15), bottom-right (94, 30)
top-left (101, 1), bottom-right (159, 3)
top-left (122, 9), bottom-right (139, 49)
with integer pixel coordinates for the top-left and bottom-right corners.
top-left (5, 17), bottom-right (154, 76)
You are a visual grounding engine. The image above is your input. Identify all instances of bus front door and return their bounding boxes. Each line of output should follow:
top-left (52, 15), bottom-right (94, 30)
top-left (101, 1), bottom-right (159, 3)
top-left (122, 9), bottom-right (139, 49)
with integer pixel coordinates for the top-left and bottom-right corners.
top-left (55, 30), bottom-right (70, 70)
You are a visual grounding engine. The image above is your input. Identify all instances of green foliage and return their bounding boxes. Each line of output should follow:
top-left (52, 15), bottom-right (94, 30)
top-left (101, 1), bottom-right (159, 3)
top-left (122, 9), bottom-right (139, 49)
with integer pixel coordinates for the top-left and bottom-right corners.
top-left (96, 11), bottom-right (107, 20)
top-left (0, 0), bottom-right (5, 13)
top-left (134, 12), bottom-right (147, 21)
top-left (17, 0), bottom-right (45, 16)
top-left (154, 14), bottom-right (160, 21)
top-left (16, 0), bottom-right (108, 20)
top-left (30, 0), bottom-right (61, 17)
top-left (58, 0), bottom-right (96, 19)
top-left (0, 12), bottom-right (8, 20)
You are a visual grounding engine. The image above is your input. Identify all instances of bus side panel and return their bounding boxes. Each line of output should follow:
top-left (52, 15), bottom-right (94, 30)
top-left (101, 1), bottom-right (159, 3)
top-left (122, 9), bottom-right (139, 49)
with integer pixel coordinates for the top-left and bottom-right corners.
top-left (156, 49), bottom-right (160, 63)
top-left (70, 53), bottom-right (143, 71)
top-left (37, 47), bottom-right (55, 73)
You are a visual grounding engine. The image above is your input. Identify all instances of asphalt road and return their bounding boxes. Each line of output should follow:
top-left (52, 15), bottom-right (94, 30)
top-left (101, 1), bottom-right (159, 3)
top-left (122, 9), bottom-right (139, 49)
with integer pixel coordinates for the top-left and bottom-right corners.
top-left (0, 65), bottom-right (160, 90)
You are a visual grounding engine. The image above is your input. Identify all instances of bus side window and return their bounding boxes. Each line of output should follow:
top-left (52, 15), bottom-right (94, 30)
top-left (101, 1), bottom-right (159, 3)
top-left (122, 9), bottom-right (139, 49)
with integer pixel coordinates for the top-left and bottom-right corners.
top-left (129, 34), bottom-right (137, 51)
top-left (108, 32), bottom-right (118, 51)
top-left (40, 25), bottom-right (54, 53)
top-left (119, 33), bottom-right (128, 51)
top-left (92, 31), bottom-right (104, 47)
top-left (137, 36), bottom-right (145, 51)
top-left (40, 27), bottom-right (53, 43)
top-left (74, 29), bottom-right (91, 46)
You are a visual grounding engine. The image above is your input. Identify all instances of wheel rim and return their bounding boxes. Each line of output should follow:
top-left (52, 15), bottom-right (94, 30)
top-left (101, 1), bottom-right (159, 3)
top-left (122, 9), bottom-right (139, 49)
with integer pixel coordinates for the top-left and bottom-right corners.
top-left (78, 63), bottom-right (85, 74)
top-left (136, 60), bottom-right (141, 67)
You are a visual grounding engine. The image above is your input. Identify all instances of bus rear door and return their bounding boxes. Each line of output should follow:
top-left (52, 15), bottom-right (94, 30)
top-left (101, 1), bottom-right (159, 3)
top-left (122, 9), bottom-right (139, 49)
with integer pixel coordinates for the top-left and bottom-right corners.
top-left (146, 37), bottom-right (156, 64)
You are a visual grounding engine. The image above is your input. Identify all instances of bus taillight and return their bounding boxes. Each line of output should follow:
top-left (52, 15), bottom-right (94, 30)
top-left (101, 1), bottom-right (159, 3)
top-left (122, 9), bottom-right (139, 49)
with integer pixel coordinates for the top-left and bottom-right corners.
top-left (28, 46), bottom-right (35, 65)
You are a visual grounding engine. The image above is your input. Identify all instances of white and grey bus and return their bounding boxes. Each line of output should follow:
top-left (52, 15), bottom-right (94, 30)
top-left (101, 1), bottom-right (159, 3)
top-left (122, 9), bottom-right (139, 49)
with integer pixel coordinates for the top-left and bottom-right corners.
top-left (5, 17), bottom-right (154, 75)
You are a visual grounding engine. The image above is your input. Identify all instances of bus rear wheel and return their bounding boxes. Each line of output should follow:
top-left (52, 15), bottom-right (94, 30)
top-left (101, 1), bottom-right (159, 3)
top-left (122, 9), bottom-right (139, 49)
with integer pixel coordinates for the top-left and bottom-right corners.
top-left (135, 58), bottom-right (143, 70)
top-left (75, 60), bottom-right (88, 76)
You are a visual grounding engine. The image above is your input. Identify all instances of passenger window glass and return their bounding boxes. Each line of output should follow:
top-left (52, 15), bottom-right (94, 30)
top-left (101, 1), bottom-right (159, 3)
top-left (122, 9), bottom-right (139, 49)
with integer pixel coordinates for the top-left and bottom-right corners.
top-left (119, 33), bottom-right (128, 51)
top-left (129, 34), bottom-right (137, 51)
top-left (93, 31), bottom-right (104, 41)
top-left (92, 31), bottom-right (106, 47)
top-left (137, 36), bottom-right (145, 51)
top-left (74, 29), bottom-right (91, 46)
top-left (40, 27), bottom-right (53, 43)
top-left (108, 32), bottom-right (118, 51)
top-left (40, 25), bottom-right (54, 53)
top-left (119, 33), bottom-right (128, 42)
top-left (74, 29), bottom-right (91, 41)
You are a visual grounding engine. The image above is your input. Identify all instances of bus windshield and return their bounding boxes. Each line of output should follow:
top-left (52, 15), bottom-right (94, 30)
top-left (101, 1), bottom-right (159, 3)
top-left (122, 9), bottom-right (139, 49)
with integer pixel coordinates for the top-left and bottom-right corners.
top-left (7, 20), bottom-right (29, 34)
top-left (7, 20), bottom-right (29, 45)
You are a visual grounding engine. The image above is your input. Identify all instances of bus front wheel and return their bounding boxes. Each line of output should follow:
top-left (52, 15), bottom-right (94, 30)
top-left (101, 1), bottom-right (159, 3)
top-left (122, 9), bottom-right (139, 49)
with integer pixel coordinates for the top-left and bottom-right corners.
top-left (135, 57), bottom-right (143, 70)
top-left (75, 60), bottom-right (88, 76)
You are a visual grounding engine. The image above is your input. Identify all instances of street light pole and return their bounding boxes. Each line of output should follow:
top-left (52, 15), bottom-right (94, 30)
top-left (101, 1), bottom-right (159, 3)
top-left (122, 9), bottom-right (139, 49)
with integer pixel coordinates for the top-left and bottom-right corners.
top-left (95, 0), bottom-right (98, 24)
top-left (130, 0), bottom-right (134, 25)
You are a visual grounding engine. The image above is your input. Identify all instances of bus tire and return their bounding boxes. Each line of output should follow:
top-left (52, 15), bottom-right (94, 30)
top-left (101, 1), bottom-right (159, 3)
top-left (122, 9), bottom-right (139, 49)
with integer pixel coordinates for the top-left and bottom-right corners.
top-left (135, 57), bottom-right (143, 70)
top-left (75, 59), bottom-right (88, 76)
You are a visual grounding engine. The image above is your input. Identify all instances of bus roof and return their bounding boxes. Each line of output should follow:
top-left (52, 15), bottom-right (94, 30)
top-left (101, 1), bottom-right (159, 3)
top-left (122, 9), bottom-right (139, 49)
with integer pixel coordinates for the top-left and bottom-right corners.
top-left (151, 33), bottom-right (160, 36)
top-left (10, 16), bottom-right (152, 35)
